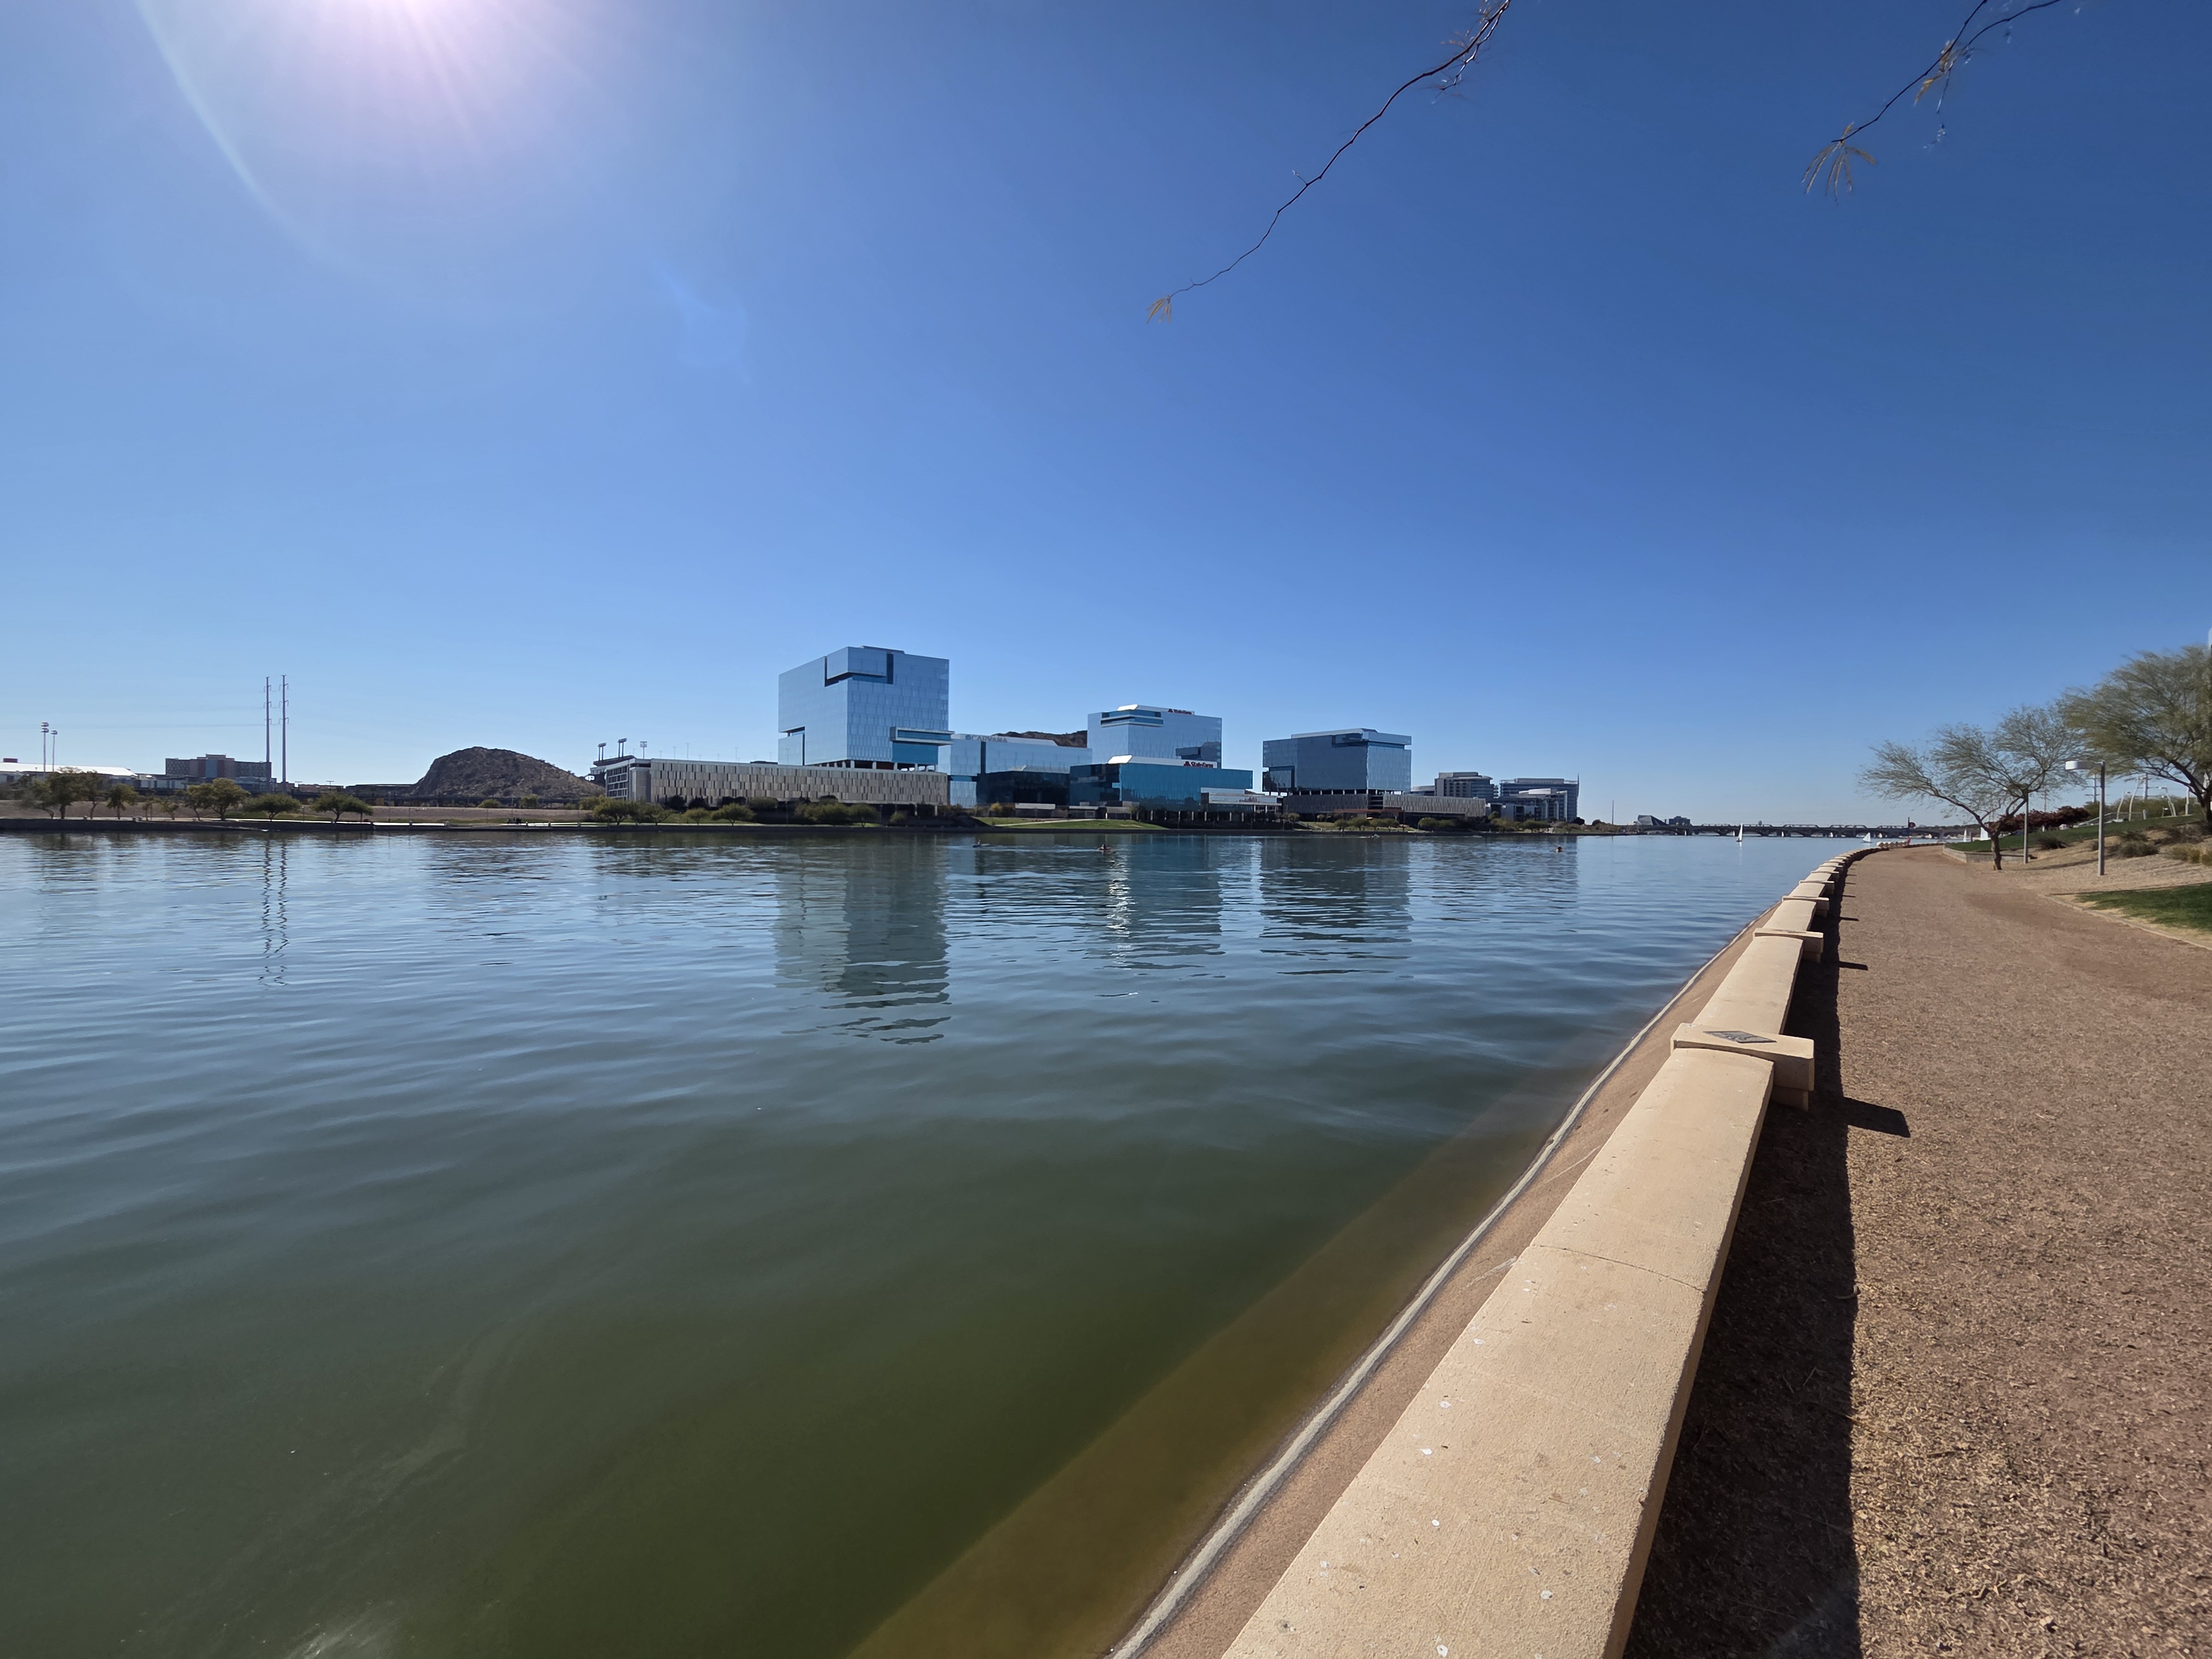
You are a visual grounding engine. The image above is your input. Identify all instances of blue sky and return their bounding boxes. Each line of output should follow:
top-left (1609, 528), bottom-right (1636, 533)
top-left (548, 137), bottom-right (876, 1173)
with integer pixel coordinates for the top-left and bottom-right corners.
top-left (3, 0), bottom-right (2204, 819)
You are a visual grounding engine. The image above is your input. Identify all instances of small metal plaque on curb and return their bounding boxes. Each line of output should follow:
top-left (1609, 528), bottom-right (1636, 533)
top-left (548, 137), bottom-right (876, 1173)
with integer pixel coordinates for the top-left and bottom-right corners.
top-left (1702, 1029), bottom-right (1773, 1045)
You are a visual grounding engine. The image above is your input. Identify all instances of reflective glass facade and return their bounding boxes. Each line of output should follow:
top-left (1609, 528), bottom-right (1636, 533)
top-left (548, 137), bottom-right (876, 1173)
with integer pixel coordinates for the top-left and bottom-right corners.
top-left (1068, 761), bottom-right (1254, 807)
top-left (1259, 729), bottom-right (1412, 794)
top-left (1086, 706), bottom-right (1222, 765)
top-left (777, 648), bottom-right (951, 768)
top-left (1496, 779), bottom-right (1582, 821)
top-left (940, 733), bottom-right (1092, 808)
top-left (1433, 771), bottom-right (1496, 801)
top-left (977, 768), bottom-right (1072, 807)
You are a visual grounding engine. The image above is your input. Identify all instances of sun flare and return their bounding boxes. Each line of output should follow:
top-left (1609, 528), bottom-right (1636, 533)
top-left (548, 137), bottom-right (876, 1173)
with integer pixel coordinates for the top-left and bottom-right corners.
top-left (136, 0), bottom-right (611, 279)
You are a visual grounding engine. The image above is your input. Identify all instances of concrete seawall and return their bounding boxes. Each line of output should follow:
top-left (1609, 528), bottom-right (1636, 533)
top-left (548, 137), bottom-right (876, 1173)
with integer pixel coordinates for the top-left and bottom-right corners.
top-left (1129, 851), bottom-right (1866, 1659)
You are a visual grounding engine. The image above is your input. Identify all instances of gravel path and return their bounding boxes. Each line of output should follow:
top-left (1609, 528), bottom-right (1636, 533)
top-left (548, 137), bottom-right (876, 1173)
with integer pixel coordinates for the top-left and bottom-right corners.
top-left (1627, 847), bottom-right (2212, 1657)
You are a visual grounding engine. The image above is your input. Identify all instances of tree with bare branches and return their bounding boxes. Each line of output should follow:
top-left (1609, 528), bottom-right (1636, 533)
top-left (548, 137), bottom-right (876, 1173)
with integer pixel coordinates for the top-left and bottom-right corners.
top-left (1861, 705), bottom-right (2077, 870)
top-left (1152, 0), bottom-right (2083, 315)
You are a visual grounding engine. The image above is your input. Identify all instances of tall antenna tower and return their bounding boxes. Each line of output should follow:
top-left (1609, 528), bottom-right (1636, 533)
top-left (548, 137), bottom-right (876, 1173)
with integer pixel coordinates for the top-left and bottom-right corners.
top-left (280, 676), bottom-right (289, 785)
top-left (264, 677), bottom-right (272, 771)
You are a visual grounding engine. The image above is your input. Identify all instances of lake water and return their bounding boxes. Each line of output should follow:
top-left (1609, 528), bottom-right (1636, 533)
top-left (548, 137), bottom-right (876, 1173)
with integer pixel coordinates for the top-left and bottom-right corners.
top-left (0, 829), bottom-right (1842, 1659)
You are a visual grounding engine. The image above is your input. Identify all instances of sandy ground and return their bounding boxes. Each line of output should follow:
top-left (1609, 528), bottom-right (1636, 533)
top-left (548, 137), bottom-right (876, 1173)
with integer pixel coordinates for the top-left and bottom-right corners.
top-left (1627, 847), bottom-right (2212, 1657)
top-left (1949, 838), bottom-right (2211, 896)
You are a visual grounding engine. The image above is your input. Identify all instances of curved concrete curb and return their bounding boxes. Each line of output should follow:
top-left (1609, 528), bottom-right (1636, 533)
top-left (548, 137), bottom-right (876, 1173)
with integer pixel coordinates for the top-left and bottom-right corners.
top-left (1107, 927), bottom-right (1757, 1659)
top-left (1209, 851), bottom-right (1866, 1659)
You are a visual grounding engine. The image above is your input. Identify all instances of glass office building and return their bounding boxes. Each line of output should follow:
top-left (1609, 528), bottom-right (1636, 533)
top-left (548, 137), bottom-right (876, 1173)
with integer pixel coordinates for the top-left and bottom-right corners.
top-left (1259, 729), bottom-right (1412, 795)
top-left (1068, 761), bottom-right (1254, 807)
top-left (1496, 778), bottom-right (1582, 821)
top-left (1431, 771), bottom-right (1497, 802)
top-left (1086, 705), bottom-right (1222, 765)
top-left (777, 647), bottom-right (952, 769)
top-left (938, 733), bottom-right (1092, 807)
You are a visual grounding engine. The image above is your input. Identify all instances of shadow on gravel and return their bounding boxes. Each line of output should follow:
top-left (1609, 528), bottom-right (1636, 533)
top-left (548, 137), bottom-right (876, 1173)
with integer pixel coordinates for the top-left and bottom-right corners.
top-left (1837, 1099), bottom-right (1908, 1137)
top-left (1623, 878), bottom-right (1866, 1658)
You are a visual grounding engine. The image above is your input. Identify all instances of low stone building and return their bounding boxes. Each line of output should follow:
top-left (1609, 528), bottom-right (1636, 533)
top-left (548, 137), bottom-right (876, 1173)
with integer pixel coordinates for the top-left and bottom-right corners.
top-left (590, 757), bottom-right (950, 811)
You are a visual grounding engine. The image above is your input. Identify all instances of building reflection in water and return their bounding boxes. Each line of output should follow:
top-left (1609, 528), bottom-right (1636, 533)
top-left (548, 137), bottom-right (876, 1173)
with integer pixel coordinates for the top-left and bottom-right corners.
top-left (1255, 836), bottom-right (1412, 967)
top-left (775, 839), bottom-right (950, 1042)
top-left (257, 835), bottom-right (290, 986)
top-left (1079, 836), bottom-right (1227, 968)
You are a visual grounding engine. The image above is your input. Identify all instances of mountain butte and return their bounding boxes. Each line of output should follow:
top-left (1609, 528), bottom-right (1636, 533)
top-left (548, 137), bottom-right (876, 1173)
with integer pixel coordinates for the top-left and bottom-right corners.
top-left (408, 748), bottom-right (593, 803)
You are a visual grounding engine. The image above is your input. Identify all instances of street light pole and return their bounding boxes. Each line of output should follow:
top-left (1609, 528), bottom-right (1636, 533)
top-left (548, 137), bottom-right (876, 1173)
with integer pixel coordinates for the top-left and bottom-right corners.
top-left (2067, 759), bottom-right (2106, 877)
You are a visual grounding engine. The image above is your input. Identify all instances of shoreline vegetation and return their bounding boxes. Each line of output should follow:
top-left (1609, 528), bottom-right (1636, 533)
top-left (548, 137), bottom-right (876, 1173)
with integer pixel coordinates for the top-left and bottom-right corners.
top-left (0, 815), bottom-right (1618, 838)
top-left (1947, 812), bottom-right (2204, 867)
top-left (0, 800), bottom-right (1636, 837)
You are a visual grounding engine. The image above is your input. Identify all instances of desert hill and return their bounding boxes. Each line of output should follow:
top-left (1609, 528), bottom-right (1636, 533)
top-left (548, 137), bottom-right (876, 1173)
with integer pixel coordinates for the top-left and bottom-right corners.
top-left (999, 730), bottom-right (1088, 747)
top-left (408, 748), bottom-right (593, 804)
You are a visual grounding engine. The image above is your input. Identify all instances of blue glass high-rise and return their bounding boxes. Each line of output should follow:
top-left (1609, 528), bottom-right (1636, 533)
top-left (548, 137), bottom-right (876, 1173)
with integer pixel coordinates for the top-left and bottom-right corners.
top-left (1260, 729), bottom-right (1412, 794)
top-left (777, 648), bottom-right (952, 768)
top-left (1086, 705), bottom-right (1222, 764)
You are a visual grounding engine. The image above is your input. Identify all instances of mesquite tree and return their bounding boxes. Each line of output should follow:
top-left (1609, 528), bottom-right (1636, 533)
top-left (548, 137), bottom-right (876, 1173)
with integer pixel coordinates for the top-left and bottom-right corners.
top-left (1861, 706), bottom-right (2074, 871)
top-left (2061, 644), bottom-right (2212, 822)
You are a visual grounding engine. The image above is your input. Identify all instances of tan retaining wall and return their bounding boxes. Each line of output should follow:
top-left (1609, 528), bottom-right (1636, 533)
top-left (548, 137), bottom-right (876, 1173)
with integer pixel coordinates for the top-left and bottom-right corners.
top-left (618, 759), bottom-right (951, 809)
top-left (1188, 850), bottom-right (1865, 1659)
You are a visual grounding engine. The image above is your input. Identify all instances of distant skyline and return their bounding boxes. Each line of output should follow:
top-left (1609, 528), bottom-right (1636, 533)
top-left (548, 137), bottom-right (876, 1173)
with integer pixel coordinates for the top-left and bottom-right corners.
top-left (3, 1), bottom-right (2206, 822)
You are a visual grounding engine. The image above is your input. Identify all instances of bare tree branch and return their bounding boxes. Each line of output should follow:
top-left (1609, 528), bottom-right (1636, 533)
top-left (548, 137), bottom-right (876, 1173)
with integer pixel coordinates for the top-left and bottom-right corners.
top-left (1806, 0), bottom-right (2074, 196)
top-left (1147, 0), bottom-right (1515, 321)
top-left (1154, 0), bottom-right (2090, 313)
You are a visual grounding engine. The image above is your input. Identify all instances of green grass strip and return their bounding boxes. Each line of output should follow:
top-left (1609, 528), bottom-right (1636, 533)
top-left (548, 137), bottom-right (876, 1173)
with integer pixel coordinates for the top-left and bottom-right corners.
top-left (2078, 881), bottom-right (2212, 935)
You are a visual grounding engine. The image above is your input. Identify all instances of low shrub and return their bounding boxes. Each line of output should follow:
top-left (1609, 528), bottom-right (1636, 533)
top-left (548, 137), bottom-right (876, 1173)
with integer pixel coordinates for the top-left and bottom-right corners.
top-left (2114, 833), bottom-right (2158, 859)
top-left (710, 803), bottom-right (755, 822)
top-left (311, 791), bottom-right (374, 822)
top-left (2033, 833), bottom-right (2067, 851)
top-left (798, 800), bottom-right (877, 826)
top-left (2168, 844), bottom-right (2212, 866)
top-left (479, 798), bottom-right (502, 808)
top-left (592, 799), bottom-right (666, 823)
